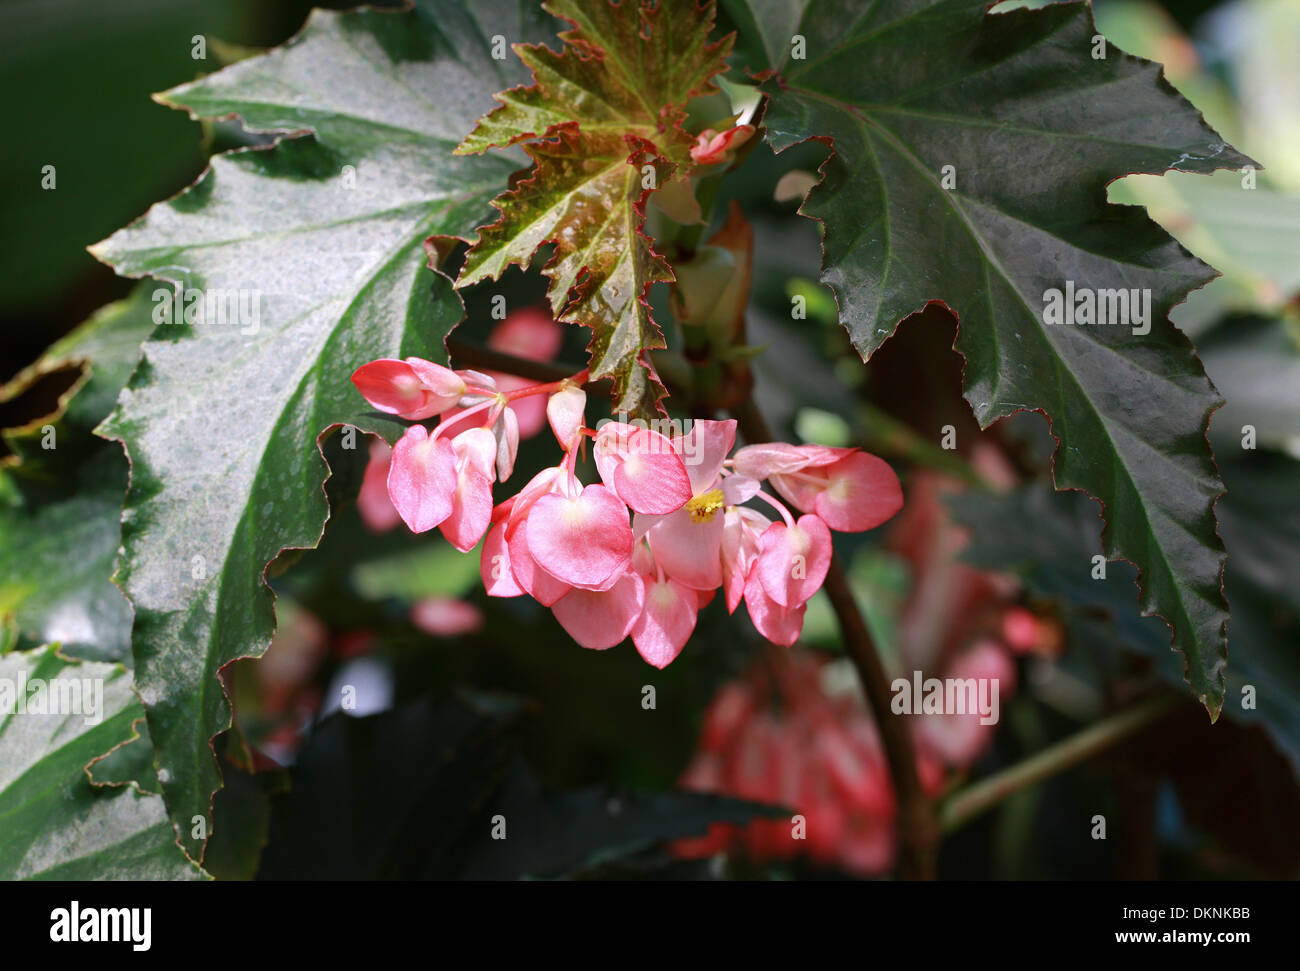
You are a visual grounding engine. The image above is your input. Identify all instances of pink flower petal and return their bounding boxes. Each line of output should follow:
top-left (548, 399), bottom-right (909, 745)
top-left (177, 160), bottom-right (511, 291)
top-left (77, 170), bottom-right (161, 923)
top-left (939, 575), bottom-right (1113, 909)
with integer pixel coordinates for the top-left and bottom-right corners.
top-left (592, 420), bottom-right (633, 489)
top-left (387, 425), bottom-right (457, 533)
top-left (552, 570), bottom-right (645, 649)
top-left (769, 468), bottom-right (825, 513)
top-left (721, 508), bottom-right (764, 614)
top-left (406, 358), bottom-right (471, 398)
top-left (526, 484), bottom-right (633, 589)
top-left (688, 125), bottom-right (754, 165)
top-left (796, 444), bottom-right (857, 468)
top-left (453, 427), bottom-right (497, 481)
top-left (732, 442), bottom-right (814, 479)
top-left (632, 576), bottom-right (699, 668)
top-left (743, 570), bottom-right (805, 646)
top-left (756, 514), bottom-right (832, 608)
top-left (494, 405), bottom-right (519, 481)
top-left (812, 451), bottom-right (903, 532)
top-left (439, 465), bottom-right (494, 552)
top-left (505, 519), bottom-right (572, 606)
top-left (673, 419), bottom-right (736, 495)
top-left (547, 385), bottom-right (587, 450)
top-left (454, 368), bottom-right (496, 391)
top-left (720, 474), bottom-right (759, 505)
top-left (481, 520), bottom-right (524, 597)
top-left (646, 507), bottom-right (724, 590)
top-left (612, 427), bottom-right (692, 515)
top-left (504, 466), bottom-right (565, 540)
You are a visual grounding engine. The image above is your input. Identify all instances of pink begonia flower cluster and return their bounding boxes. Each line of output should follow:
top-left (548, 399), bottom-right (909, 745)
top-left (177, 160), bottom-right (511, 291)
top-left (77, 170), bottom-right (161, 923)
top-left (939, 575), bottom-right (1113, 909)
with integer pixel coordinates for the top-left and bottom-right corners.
top-left (674, 645), bottom-right (1017, 875)
top-left (350, 355), bottom-right (903, 667)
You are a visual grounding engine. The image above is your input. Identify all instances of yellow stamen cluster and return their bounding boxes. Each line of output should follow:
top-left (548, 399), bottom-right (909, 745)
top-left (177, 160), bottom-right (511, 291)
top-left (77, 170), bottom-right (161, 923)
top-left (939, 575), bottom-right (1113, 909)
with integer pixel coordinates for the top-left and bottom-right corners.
top-left (685, 487), bottom-right (725, 523)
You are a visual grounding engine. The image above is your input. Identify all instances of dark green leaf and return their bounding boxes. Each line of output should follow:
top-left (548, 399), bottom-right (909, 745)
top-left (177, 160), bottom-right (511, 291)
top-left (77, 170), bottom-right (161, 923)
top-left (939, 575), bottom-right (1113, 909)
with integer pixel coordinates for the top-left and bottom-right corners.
top-left (457, 758), bottom-right (784, 879)
top-left (0, 289), bottom-right (155, 663)
top-left (748, 0), bottom-right (1250, 714)
top-left (258, 694), bottom-right (524, 879)
top-left (90, 0), bottom-right (558, 861)
top-left (0, 646), bottom-right (203, 879)
top-left (258, 693), bottom-right (784, 879)
top-left (949, 466), bottom-right (1300, 775)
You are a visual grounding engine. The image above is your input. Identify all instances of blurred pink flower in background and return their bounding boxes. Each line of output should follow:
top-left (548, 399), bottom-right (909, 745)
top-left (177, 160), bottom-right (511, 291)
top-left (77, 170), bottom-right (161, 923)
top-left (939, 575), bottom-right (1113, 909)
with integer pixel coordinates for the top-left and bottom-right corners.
top-left (358, 438), bottom-right (401, 532)
top-left (485, 307), bottom-right (564, 439)
top-left (410, 596), bottom-right (484, 637)
top-left (674, 637), bottom-right (1020, 875)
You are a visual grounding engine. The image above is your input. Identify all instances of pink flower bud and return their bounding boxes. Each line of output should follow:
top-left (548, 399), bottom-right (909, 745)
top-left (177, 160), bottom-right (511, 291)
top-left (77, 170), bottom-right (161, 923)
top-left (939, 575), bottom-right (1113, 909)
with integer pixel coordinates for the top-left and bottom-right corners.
top-left (351, 357), bottom-right (466, 419)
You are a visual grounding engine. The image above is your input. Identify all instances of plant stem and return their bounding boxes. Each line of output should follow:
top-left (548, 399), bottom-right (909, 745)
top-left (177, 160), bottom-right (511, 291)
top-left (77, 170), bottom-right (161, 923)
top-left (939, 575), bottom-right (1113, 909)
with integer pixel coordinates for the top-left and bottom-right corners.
top-left (446, 339), bottom-right (578, 384)
top-left (938, 693), bottom-right (1179, 833)
top-left (731, 395), bottom-right (940, 880)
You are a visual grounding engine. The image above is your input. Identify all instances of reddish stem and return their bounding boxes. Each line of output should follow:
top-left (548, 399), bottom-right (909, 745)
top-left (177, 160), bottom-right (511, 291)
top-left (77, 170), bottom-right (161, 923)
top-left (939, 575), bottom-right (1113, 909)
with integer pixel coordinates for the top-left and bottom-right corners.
top-left (732, 395), bottom-right (940, 880)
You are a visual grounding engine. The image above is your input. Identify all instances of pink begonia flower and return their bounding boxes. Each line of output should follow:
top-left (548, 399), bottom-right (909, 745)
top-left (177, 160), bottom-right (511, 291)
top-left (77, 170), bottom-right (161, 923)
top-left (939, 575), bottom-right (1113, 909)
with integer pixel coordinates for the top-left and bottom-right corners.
top-left (636, 419), bottom-right (757, 590)
top-left (351, 341), bottom-right (907, 664)
top-left (387, 424), bottom-right (458, 533)
top-left (916, 639), bottom-right (1017, 768)
top-left (552, 570), bottom-right (645, 650)
top-left (436, 374), bottom-right (519, 480)
top-left (438, 427), bottom-right (496, 552)
top-left (817, 722), bottom-right (892, 816)
top-left (674, 651), bottom-right (924, 876)
top-left (485, 308), bottom-right (565, 438)
top-left (410, 597), bottom-right (484, 637)
top-left (689, 125), bottom-right (755, 166)
top-left (593, 422), bottom-right (693, 515)
top-left (358, 438), bottom-right (401, 532)
top-left (753, 513), bottom-right (832, 608)
top-left (701, 681), bottom-right (755, 750)
top-left (351, 358), bottom-right (467, 420)
top-left (734, 443), bottom-right (903, 533)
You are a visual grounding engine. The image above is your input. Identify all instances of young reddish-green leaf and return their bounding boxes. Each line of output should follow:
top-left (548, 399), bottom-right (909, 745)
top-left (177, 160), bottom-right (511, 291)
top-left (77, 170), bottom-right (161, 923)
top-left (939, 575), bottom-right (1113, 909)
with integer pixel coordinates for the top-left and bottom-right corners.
top-left (460, 129), bottom-right (675, 415)
top-left (90, 0), bottom-right (557, 862)
top-left (456, 0), bottom-right (733, 417)
top-left (743, 0), bottom-right (1250, 715)
top-left (458, 0), bottom-right (731, 157)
